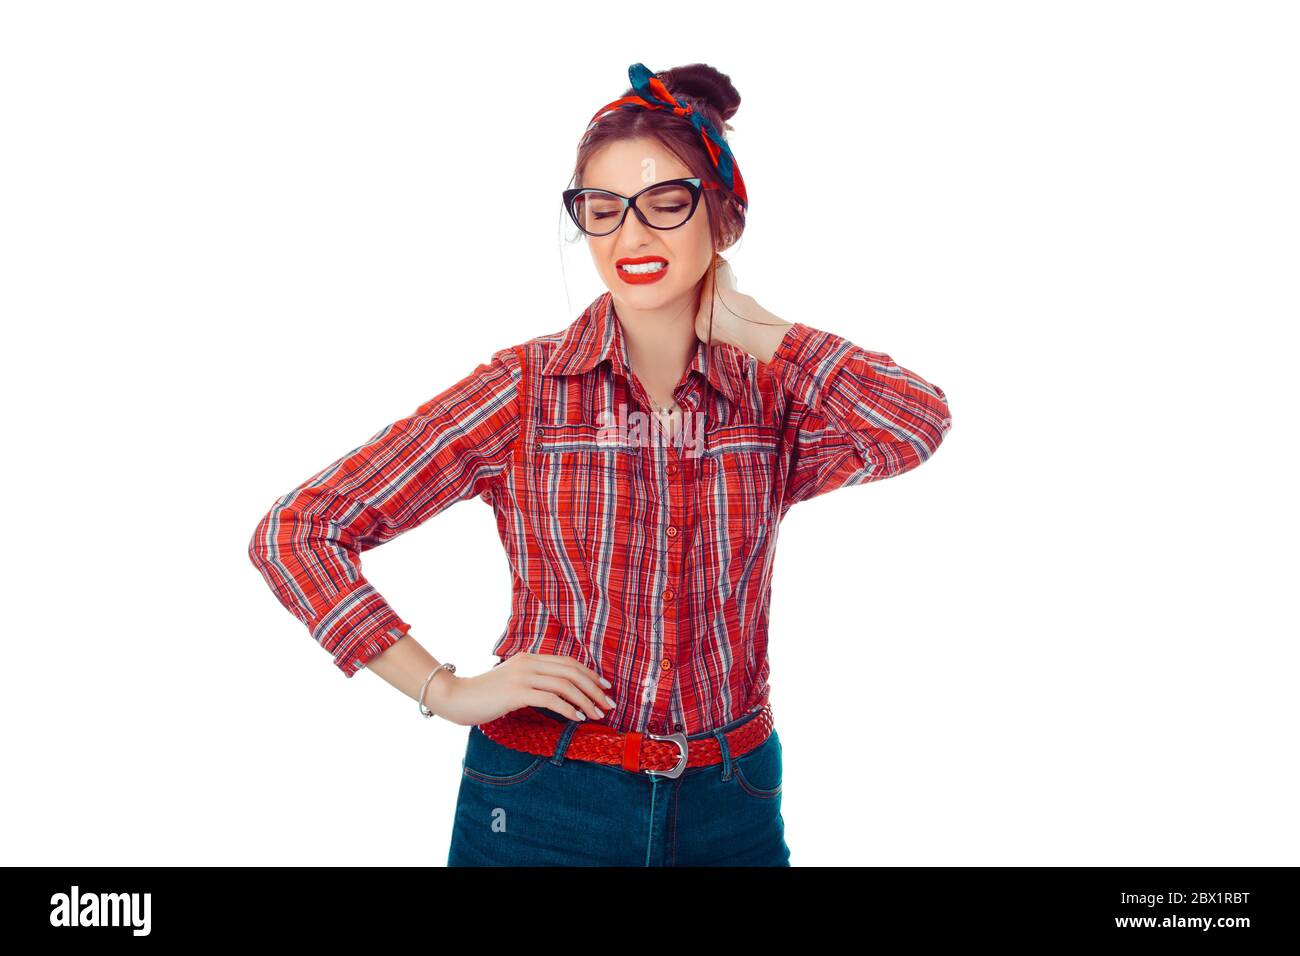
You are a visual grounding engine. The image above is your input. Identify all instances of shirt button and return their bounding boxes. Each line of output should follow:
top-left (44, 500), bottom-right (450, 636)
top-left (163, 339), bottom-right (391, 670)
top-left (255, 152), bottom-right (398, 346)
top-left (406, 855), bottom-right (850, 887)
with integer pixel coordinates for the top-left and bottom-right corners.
top-left (666, 526), bottom-right (678, 538)
top-left (662, 588), bottom-right (674, 602)
top-left (666, 463), bottom-right (678, 476)
top-left (661, 658), bottom-right (672, 669)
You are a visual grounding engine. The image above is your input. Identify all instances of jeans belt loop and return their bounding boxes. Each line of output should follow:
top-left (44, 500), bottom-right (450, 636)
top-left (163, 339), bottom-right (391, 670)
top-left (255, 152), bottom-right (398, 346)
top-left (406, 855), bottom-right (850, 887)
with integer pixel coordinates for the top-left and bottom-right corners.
top-left (549, 720), bottom-right (580, 767)
top-left (711, 726), bottom-right (734, 781)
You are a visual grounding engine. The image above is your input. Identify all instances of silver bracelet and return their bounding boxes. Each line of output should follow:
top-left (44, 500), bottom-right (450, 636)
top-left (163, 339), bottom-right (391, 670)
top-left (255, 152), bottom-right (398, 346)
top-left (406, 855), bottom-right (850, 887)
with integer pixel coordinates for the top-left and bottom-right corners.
top-left (418, 662), bottom-right (456, 718)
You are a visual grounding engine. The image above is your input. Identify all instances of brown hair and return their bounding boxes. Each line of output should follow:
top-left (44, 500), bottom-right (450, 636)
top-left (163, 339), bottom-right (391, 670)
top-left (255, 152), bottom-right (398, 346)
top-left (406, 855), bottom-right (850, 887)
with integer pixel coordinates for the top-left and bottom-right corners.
top-left (569, 63), bottom-right (746, 254)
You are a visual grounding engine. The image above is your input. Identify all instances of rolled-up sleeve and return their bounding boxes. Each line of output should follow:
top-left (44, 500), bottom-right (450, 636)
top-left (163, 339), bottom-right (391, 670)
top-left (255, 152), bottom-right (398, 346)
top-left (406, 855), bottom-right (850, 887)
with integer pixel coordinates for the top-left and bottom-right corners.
top-left (766, 323), bottom-right (952, 508)
top-left (247, 345), bottom-right (521, 677)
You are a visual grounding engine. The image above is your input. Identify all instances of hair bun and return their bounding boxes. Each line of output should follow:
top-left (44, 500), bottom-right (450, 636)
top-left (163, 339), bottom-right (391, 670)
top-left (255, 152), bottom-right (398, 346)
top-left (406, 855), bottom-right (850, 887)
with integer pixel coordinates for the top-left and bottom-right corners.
top-left (659, 63), bottom-right (741, 130)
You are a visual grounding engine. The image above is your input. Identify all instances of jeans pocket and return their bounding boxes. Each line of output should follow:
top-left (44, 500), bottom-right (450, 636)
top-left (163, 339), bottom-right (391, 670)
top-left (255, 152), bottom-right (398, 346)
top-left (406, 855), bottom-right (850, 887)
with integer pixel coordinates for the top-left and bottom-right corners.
top-left (732, 728), bottom-right (783, 798)
top-left (462, 726), bottom-right (549, 787)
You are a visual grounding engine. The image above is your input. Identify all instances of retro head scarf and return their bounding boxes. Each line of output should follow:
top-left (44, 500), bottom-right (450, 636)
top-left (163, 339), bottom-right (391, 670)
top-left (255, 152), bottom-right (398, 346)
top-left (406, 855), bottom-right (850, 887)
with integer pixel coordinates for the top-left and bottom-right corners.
top-left (584, 62), bottom-right (749, 214)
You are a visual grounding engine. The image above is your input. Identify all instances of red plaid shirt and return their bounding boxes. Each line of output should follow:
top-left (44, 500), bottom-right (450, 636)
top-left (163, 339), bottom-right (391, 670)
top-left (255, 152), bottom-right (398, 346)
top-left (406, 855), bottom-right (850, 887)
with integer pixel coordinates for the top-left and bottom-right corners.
top-left (249, 291), bottom-right (952, 735)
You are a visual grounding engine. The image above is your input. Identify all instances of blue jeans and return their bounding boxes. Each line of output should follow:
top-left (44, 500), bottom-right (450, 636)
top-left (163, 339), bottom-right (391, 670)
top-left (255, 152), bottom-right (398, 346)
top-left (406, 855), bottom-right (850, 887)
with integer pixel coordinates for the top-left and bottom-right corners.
top-left (446, 706), bottom-right (791, 866)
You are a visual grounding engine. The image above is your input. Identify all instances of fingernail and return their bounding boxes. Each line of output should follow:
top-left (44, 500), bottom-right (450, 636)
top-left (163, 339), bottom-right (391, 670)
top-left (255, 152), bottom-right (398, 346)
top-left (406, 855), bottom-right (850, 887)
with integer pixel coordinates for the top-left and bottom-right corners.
top-left (574, 710), bottom-right (585, 720)
top-left (599, 677), bottom-right (613, 689)
top-left (605, 696), bottom-right (617, 708)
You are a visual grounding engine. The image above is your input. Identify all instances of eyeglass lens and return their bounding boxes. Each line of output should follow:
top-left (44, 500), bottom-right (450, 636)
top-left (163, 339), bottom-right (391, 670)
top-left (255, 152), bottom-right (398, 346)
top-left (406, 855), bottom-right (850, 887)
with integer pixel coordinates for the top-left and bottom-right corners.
top-left (570, 182), bottom-right (696, 236)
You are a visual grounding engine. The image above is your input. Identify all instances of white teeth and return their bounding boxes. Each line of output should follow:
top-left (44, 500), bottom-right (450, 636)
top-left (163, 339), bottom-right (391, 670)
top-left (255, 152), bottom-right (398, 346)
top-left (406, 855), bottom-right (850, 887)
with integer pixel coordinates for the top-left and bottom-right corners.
top-left (619, 261), bottom-right (666, 274)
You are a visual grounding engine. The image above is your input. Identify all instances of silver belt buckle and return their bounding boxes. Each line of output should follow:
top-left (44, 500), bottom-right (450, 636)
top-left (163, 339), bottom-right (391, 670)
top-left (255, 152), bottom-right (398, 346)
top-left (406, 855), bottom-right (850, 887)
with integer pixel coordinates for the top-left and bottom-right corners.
top-left (644, 730), bottom-right (689, 779)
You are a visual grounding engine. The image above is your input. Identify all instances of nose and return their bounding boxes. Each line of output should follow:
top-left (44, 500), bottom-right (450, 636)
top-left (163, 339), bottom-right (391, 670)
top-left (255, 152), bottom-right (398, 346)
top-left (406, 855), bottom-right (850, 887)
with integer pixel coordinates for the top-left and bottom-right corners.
top-left (618, 204), bottom-right (654, 246)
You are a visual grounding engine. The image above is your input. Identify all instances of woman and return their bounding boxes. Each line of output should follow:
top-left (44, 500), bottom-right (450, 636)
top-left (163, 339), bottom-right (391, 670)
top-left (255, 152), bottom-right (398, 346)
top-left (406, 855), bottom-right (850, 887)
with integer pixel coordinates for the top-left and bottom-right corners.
top-left (247, 62), bottom-right (953, 866)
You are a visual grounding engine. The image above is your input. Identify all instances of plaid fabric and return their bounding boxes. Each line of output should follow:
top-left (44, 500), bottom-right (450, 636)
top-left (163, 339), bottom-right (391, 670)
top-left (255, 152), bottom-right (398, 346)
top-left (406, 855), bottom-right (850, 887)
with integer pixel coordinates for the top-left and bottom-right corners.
top-left (248, 291), bottom-right (952, 735)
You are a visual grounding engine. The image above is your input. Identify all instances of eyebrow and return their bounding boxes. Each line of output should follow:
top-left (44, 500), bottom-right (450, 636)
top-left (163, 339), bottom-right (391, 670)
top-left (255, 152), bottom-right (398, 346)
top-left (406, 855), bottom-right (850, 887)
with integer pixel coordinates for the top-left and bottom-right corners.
top-left (578, 178), bottom-right (690, 196)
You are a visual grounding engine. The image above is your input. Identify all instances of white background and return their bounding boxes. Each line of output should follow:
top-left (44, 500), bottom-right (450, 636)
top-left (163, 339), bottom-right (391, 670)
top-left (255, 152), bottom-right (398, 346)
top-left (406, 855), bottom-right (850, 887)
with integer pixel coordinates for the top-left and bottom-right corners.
top-left (3, 1), bottom-right (1296, 867)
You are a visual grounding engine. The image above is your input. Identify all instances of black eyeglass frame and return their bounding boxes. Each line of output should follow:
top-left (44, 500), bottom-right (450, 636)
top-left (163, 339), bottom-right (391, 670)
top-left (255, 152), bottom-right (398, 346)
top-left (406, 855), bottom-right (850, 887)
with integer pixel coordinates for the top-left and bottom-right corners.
top-left (561, 176), bottom-right (723, 237)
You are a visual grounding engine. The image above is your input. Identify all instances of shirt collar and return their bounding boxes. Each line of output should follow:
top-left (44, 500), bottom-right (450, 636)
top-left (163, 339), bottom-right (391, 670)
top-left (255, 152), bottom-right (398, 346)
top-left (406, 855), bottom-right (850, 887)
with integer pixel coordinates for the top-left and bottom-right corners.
top-left (540, 291), bottom-right (745, 405)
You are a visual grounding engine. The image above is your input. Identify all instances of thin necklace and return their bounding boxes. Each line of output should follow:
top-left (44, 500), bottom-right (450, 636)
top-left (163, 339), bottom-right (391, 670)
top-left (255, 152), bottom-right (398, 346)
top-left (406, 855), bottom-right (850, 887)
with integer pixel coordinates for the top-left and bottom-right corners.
top-left (627, 356), bottom-right (680, 418)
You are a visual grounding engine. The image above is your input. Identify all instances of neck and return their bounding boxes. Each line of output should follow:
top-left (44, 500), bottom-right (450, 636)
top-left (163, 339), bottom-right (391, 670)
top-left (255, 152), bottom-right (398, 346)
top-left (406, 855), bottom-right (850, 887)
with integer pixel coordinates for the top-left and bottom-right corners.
top-left (612, 289), bottom-right (698, 397)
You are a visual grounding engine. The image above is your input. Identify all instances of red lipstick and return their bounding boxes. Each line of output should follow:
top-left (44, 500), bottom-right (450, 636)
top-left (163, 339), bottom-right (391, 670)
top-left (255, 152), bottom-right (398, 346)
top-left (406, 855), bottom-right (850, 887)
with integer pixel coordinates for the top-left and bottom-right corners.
top-left (615, 255), bottom-right (670, 285)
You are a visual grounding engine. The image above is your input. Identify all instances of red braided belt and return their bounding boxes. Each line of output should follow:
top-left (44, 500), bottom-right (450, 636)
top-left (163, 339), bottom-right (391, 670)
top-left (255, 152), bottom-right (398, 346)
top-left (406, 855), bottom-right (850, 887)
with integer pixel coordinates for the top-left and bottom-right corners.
top-left (477, 703), bottom-right (774, 779)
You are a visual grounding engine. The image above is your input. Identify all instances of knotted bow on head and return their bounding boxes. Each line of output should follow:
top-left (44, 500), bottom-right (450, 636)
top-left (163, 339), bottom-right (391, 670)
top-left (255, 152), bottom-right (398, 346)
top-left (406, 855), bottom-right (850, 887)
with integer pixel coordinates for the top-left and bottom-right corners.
top-left (585, 62), bottom-right (748, 213)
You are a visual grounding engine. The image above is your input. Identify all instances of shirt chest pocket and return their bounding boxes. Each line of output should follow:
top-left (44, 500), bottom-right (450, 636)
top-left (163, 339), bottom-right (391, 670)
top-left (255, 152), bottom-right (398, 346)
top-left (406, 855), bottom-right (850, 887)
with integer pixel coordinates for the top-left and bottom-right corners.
top-left (700, 422), bottom-right (780, 557)
top-left (532, 422), bottom-right (640, 548)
